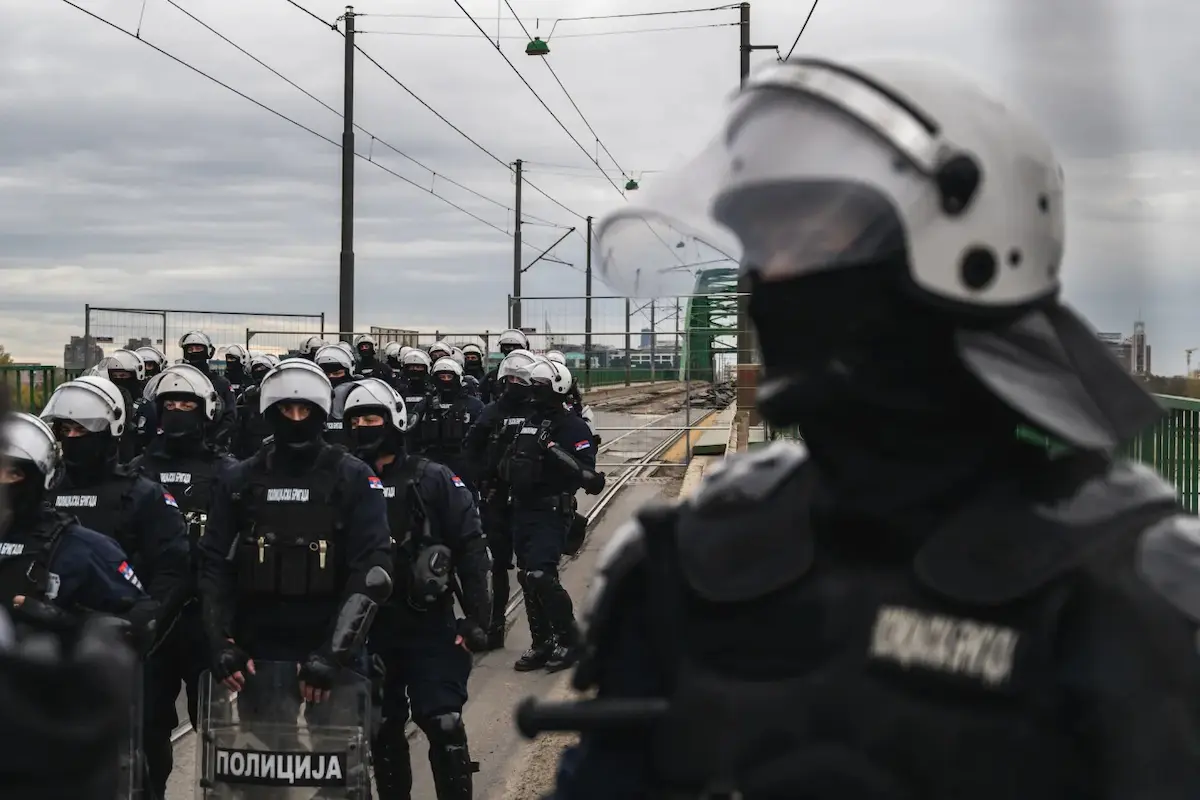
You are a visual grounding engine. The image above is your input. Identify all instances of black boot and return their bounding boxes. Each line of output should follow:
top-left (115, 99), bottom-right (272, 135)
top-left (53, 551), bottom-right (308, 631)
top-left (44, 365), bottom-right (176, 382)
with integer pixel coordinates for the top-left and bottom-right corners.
top-left (372, 718), bottom-right (414, 800)
top-left (485, 567), bottom-right (510, 651)
top-left (514, 570), bottom-right (553, 672)
top-left (537, 572), bottom-right (580, 673)
top-left (421, 712), bottom-right (478, 800)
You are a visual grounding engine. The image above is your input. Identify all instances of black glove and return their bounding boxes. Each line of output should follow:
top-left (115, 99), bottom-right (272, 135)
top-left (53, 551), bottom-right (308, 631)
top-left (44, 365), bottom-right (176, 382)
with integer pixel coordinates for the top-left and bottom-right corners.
top-left (298, 649), bottom-right (339, 692)
top-left (582, 470), bottom-right (606, 495)
top-left (11, 597), bottom-right (78, 633)
top-left (213, 642), bottom-right (252, 681)
top-left (456, 618), bottom-right (488, 653)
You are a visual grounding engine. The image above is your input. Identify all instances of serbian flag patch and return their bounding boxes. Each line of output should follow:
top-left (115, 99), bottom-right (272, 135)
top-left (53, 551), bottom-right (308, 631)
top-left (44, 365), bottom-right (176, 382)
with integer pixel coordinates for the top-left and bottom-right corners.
top-left (118, 561), bottom-right (143, 589)
top-left (368, 476), bottom-right (384, 490)
top-left (574, 439), bottom-right (591, 451)
top-left (163, 492), bottom-right (179, 508)
top-left (451, 475), bottom-right (466, 488)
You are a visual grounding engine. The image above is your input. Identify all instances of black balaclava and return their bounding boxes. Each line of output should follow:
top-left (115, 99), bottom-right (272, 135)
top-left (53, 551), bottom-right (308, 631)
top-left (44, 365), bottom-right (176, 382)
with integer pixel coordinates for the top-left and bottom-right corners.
top-left (4, 462), bottom-right (46, 528)
top-left (320, 364), bottom-right (353, 389)
top-left (225, 357), bottom-right (246, 385)
top-left (357, 342), bottom-right (377, 366)
top-left (499, 378), bottom-right (530, 411)
top-left (531, 382), bottom-right (561, 414)
top-left (250, 364), bottom-right (270, 385)
top-left (403, 366), bottom-right (429, 396)
top-left (156, 394), bottom-right (207, 454)
top-left (106, 370), bottom-right (141, 405)
top-left (266, 402), bottom-right (326, 464)
top-left (434, 370), bottom-right (461, 403)
top-left (183, 345), bottom-right (210, 373)
top-left (463, 353), bottom-right (486, 379)
top-left (385, 354), bottom-right (403, 370)
top-left (345, 412), bottom-right (401, 464)
top-left (749, 261), bottom-right (1023, 527)
top-left (59, 431), bottom-right (116, 485)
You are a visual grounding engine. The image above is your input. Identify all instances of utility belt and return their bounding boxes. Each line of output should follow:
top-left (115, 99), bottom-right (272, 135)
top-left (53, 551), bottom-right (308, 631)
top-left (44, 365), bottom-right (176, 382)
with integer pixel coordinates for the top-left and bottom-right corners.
top-left (511, 493), bottom-right (567, 512)
top-left (234, 532), bottom-right (343, 599)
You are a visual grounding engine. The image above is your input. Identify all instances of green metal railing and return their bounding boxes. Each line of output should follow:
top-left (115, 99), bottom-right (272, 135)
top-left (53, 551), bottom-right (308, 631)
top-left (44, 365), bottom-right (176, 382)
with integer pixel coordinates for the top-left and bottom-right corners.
top-left (1, 366), bottom-right (84, 413)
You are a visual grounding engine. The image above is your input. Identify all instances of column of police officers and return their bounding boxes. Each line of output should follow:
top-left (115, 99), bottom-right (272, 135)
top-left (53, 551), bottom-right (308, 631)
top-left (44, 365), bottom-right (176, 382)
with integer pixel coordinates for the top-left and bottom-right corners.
top-left (0, 327), bottom-right (603, 799)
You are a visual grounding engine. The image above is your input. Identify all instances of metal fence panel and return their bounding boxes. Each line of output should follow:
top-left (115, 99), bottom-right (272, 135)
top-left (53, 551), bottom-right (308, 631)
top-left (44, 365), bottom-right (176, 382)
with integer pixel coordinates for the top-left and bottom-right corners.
top-left (83, 306), bottom-right (324, 369)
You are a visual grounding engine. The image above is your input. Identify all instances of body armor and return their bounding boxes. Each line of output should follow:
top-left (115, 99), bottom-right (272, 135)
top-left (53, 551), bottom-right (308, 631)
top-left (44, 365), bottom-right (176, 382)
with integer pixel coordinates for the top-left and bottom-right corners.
top-left (500, 419), bottom-right (552, 493)
top-left (137, 451), bottom-right (221, 561)
top-left (416, 397), bottom-right (471, 458)
top-left (46, 470), bottom-right (141, 566)
top-left (578, 442), bottom-right (1182, 799)
top-left (232, 447), bottom-right (348, 599)
top-left (0, 511), bottom-right (72, 605)
top-left (378, 456), bottom-right (452, 610)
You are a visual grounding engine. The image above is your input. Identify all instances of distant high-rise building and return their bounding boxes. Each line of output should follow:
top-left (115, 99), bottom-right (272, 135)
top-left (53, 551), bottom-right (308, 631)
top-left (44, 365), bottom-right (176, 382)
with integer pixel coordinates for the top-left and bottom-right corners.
top-left (1132, 320), bottom-right (1150, 376)
top-left (62, 336), bottom-right (103, 370)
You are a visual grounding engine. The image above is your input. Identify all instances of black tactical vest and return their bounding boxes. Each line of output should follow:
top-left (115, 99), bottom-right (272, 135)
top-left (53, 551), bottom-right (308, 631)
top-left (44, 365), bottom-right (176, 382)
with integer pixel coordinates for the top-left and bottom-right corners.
top-left (484, 412), bottom-right (528, 480)
top-left (417, 396), bottom-right (470, 456)
top-left (634, 451), bottom-right (1178, 800)
top-left (46, 471), bottom-right (140, 561)
top-left (0, 511), bottom-right (72, 605)
top-left (233, 446), bottom-right (347, 600)
top-left (138, 451), bottom-right (221, 556)
top-left (500, 419), bottom-right (552, 493)
top-left (378, 456), bottom-right (445, 605)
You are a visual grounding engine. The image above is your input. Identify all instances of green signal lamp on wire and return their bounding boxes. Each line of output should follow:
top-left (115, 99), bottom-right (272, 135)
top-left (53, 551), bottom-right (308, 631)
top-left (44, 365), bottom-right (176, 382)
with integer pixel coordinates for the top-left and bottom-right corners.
top-left (625, 178), bottom-right (640, 191)
top-left (525, 37), bottom-right (550, 56)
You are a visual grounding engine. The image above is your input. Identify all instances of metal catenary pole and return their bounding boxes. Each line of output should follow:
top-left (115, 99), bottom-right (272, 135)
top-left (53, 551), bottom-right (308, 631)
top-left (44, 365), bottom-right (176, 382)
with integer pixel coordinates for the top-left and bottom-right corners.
top-left (338, 7), bottom-right (357, 343)
top-left (511, 158), bottom-right (524, 330)
top-left (584, 215), bottom-right (593, 390)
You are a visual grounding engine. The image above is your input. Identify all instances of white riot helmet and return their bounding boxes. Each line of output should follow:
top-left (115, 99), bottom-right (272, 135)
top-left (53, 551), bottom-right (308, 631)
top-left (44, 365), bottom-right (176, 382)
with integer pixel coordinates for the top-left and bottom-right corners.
top-left (98, 348), bottom-right (146, 383)
top-left (314, 344), bottom-right (355, 379)
top-left (461, 342), bottom-right (484, 368)
top-left (334, 340), bottom-right (357, 363)
top-left (343, 378), bottom-right (408, 432)
top-left (264, 354), bottom-right (281, 367)
top-left (545, 350), bottom-right (567, 365)
top-left (402, 348), bottom-right (432, 370)
top-left (382, 341), bottom-right (403, 363)
top-left (249, 352), bottom-right (275, 380)
top-left (135, 346), bottom-right (167, 375)
top-left (258, 360), bottom-right (333, 416)
top-left (428, 340), bottom-right (452, 361)
top-left (449, 347), bottom-right (465, 368)
top-left (223, 344), bottom-right (250, 369)
top-left (594, 56), bottom-right (1158, 450)
top-left (353, 333), bottom-right (377, 358)
top-left (299, 336), bottom-right (327, 358)
top-left (399, 346), bottom-right (414, 360)
top-left (549, 362), bottom-right (573, 395)
top-left (150, 364), bottom-right (221, 421)
top-left (179, 331), bottom-right (215, 360)
top-left (432, 357), bottom-right (463, 392)
top-left (497, 349), bottom-right (537, 380)
top-left (2, 413), bottom-right (63, 490)
top-left (497, 328), bottom-right (528, 353)
top-left (41, 376), bottom-right (127, 437)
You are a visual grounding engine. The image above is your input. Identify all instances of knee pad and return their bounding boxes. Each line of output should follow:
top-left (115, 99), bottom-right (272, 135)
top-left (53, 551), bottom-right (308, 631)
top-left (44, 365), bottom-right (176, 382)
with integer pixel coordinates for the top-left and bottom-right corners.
top-left (526, 569), bottom-right (559, 593)
top-left (415, 711), bottom-right (468, 747)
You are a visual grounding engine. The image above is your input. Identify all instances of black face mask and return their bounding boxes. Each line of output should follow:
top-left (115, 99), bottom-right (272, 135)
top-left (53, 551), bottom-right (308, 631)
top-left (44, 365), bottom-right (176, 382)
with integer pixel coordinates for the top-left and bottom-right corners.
top-left (226, 359), bottom-right (245, 378)
top-left (251, 367), bottom-right (269, 384)
top-left (108, 375), bottom-right (140, 397)
top-left (4, 467), bottom-right (45, 527)
top-left (183, 350), bottom-right (209, 370)
top-left (160, 408), bottom-right (204, 441)
top-left (268, 407), bottom-right (326, 457)
top-left (60, 433), bottom-right (112, 479)
top-left (358, 347), bottom-right (376, 364)
top-left (435, 376), bottom-right (460, 399)
top-left (500, 383), bottom-right (530, 408)
top-left (347, 423), bottom-right (392, 462)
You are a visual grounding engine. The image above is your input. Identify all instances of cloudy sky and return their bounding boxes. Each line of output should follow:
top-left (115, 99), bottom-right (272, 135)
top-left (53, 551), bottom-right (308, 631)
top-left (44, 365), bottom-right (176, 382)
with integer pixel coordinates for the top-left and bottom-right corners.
top-left (1, 0), bottom-right (1196, 371)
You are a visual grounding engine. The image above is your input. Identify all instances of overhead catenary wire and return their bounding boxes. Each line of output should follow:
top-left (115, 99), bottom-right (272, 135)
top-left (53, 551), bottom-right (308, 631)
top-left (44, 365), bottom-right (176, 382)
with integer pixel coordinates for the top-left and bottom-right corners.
top-left (160, 0), bottom-right (564, 228)
top-left (783, 0), bottom-right (821, 61)
top-left (56, 0), bottom-right (569, 255)
top-left (357, 23), bottom-right (739, 40)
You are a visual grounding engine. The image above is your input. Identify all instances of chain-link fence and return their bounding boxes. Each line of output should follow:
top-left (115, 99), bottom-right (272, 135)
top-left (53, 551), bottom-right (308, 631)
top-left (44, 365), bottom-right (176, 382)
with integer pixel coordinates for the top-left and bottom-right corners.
top-left (244, 330), bottom-right (498, 359)
top-left (81, 306), bottom-right (324, 369)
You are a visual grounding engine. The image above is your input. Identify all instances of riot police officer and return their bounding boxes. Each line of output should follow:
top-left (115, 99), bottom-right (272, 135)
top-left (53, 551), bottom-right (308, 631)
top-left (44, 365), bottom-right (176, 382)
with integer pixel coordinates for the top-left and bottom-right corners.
top-left (341, 379), bottom-right (490, 799)
top-left (0, 412), bottom-right (151, 630)
top-left (221, 344), bottom-right (251, 396)
top-left (316, 344), bottom-right (356, 445)
top-left (129, 365), bottom-right (236, 797)
top-left (411, 358), bottom-right (485, 493)
top-left (400, 349), bottom-right (434, 411)
top-left (464, 350), bottom-right (540, 651)
top-left (136, 346), bottom-right (168, 380)
top-left (197, 359), bottom-right (392, 696)
top-left (461, 344), bottom-right (486, 382)
top-left (481, 329), bottom-right (528, 404)
top-left (296, 335), bottom-right (327, 361)
top-left (499, 360), bottom-right (603, 672)
top-left (97, 348), bottom-right (156, 461)
top-left (527, 56), bottom-right (1200, 799)
top-left (428, 341), bottom-right (453, 364)
top-left (231, 354), bottom-right (276, 459)
top-left (179, 331), bottom-right (237, 447)
top-left (355, 334), bottom-right (396, 383)
top-left (383, 341), bottom-right (404, 372)
top-left (39, 376), bottom-right (190, 640)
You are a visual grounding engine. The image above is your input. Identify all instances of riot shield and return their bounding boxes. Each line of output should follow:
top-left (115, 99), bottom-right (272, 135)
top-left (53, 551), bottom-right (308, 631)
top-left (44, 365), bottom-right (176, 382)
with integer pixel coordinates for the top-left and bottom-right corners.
top-left (195, 661), bottom-right (371, 799)
top-left (117, 662), bottom-right (146, 799)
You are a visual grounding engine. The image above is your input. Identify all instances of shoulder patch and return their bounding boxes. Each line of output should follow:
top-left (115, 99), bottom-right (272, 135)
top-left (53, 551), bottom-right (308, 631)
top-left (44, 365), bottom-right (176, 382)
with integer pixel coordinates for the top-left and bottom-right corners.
top-left (691, 440), bottom-right (808, 510)
top-left (450, 475), bottom-right (466, 488)
top-left (1138, 512), bottom-right (1200, 622)
top-left (368, 476), bottom-right (384, 490)
top-left (574, 439), bottom-right (591, 451)
top-left (117, 561), bottom-right (144, 590)
top-left (162, 492), bottom-right (179, 508)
